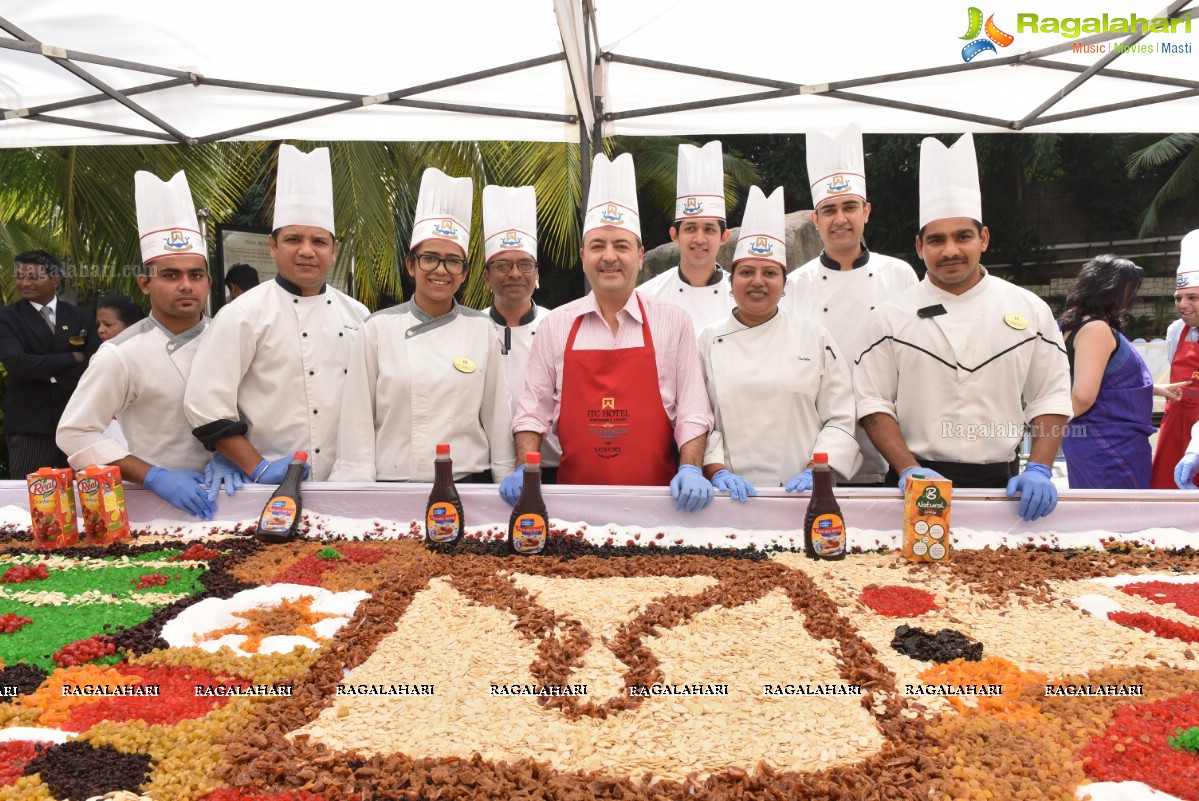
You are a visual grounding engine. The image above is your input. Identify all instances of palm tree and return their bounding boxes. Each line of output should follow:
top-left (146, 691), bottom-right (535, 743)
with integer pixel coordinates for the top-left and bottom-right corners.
top-left (1126, 133), bottom-right (1199, 237)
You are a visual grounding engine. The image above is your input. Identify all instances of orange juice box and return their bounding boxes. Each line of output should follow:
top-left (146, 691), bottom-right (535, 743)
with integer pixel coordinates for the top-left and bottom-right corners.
top-left (903, 475), bottom-right (952, 562)
top-left (25, 467), bottom-right (79, 548)
top-left (76, 465), bottom-right (131, 546)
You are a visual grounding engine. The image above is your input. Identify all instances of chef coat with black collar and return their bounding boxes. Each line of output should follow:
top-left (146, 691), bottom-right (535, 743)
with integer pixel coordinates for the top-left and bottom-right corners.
top-left (853, 269), bottom-right (1072, 465)
top-left (331, 300), bottom-right (515, 482)
top-left (184, 276), bottom-right (369, 481)
top-left (57, 315), bottom-right (210, 472)
top-left (698, 310), bottom-right (861, 485)
top-left (785, 248), bottom-right (917, 482)
top-left (638, 266), bottom-right (734, 334)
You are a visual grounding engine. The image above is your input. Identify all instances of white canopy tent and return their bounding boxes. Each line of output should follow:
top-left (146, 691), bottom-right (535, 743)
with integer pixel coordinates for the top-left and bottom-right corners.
top-left (2, 0), bottom-right (1197, 154)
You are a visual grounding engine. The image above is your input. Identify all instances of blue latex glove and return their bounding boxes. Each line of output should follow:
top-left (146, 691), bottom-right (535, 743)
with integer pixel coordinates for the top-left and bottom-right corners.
top-left (1005, 462), bottom-right (1058, 521)
top-left (1175, 452), bottom-right (1199, 489)
top-left (785, 469), bottom-right (814, 493)
top-left (143, 466), bottom-right (215, 520)
top-left (204, 454), bottom-right (249, 501)
top-left (897, 465), bottom-right (946, 492)
top-left (252, 457), bottom-right (311, 485)
top-left (499, 464), bottom-right (526, 505)
top-left (670, 464), bottom-right (714, 513)
top-left (711, 469), bottom-right (757, 503)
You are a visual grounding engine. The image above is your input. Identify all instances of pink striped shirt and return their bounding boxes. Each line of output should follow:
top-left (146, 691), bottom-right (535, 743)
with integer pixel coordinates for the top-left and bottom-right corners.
top-left (512, 291), bottom-right (713, 447)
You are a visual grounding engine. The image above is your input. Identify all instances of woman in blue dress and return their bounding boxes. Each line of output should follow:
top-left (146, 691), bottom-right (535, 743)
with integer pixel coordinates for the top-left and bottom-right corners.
top-left (1060, 255), bottom-right (1183, 489)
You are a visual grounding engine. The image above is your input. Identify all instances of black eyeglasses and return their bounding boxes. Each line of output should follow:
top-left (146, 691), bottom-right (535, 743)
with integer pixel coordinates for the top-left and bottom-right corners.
top-left (488, 258), bottom-right (537, 275)
top-left (413, 253), bottom-right (468, 275)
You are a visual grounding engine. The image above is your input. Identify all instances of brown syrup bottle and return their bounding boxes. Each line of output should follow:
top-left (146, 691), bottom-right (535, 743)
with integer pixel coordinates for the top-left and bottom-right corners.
top-left (803, 453), bottom-right (846, 560)
top-left (255, 452), bottom-right (307, 544)
top-left (425, 443), bottom-right (464, 545)
top-left (508, 453), bottom-right (548, 555)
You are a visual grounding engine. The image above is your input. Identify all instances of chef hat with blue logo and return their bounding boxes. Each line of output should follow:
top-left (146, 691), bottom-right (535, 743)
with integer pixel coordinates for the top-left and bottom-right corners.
top-left (1178, 230), bottom-right (1199, 289)
top-left (584, 153), bottom-right (640, 242)
top-left (676, 141), bottom-right (726, 223)
top-left (482, 185), bottom-right (537, 262)
top-left (135, 170), bottom-right (204, 265)
top-left (732, 186), bottom-right (786, 268)
top-left (273, 145), bottom-right (335, 234)
top-left (807, 124), bottom-right (867, 210)
top-left (919, 133), bottom-right (981, 229)
top-left (411, 168), bottom-right (473, 255)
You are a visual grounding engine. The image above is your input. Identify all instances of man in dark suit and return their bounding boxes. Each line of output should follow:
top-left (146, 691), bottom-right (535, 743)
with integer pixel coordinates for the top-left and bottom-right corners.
top-left (0, 250), bottom-right (100, 478)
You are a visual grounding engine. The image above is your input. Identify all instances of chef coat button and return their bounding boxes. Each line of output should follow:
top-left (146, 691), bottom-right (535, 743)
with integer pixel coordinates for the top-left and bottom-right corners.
top-left (343, 368), bottom-right (348, 374)
top-left (869, 273), bottom-right (873, 278)
top-left (406, 330), bottom-right (414, 338)
top-left (339, 332), bottom-right (344, 337)
top-left (167, 344), bottom-right (175, 351)
top-left (823, 307), bottom-right (829, 312)
top-left (822, 275), bottom-right (827, 280)
top-left (308, 370), bottom-right (314, 376)
top-left (327, 300), bottom-right (332, 305)
top-left (313, 409), bottom-right (318, 414)
top-left (870, 306), bottom-right (875, 310)
top-left (314, 448), bottom-right (321, 454)
top-left (302, 332), bottom-right (308, 337)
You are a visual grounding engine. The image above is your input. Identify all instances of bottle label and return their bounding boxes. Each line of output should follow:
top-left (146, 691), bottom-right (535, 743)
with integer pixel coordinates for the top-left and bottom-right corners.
top-left (809, 513), bottom-right (845, 557)
top-left (426, 504), bottom-right (461, 543)
top-left (511, 513), bottom-right (547, 554)
top-left (259, 497), bottom-right (298, 533)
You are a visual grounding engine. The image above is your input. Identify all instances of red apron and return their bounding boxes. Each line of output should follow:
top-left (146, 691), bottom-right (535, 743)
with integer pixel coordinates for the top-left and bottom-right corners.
top-left (556, 297), bottom-right (677, 486)
top-left (1150, 334), bottom-right (1199, 488)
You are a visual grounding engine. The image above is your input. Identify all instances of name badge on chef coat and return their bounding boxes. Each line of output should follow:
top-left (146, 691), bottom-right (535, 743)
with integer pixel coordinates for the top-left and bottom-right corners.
top-left (454, 357), bottom-right (477, 374)
top-left (1004, 313), bottom-right (1028, 330)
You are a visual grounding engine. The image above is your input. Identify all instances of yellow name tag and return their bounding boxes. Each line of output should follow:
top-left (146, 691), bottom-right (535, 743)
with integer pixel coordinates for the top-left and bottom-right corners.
top-left (453, 357), bottom-right (476, 373)
top-left (1004, 313), bottom-right (1028, 330)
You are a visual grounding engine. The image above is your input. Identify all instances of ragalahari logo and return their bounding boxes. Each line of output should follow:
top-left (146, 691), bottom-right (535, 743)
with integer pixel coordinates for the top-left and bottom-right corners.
top-left (960, 7), bottom-right (1015, 61)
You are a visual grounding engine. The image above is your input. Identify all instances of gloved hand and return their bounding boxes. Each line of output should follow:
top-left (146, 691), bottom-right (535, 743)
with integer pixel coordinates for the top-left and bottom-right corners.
top-left (1175, 452), bottom-right (1199, 489)
top-left (897, 465), bottom-right (946, 492)
top-left (785, 469), bottom-right (814, 493)
top-left (1005, 462), bottom-right (1058, 521)
top-left (711, 469), bottom-right (757, 503)
top-left (499, 464), bottom-right (526, 505)
top-left (204, 454), bottom-right (249, 501)
top-left (144, 466), bottom-right (215, 520)
top-left (670, 464), bottom-right (714, 513)
top-left (251, 457), bottom-right (311, 485)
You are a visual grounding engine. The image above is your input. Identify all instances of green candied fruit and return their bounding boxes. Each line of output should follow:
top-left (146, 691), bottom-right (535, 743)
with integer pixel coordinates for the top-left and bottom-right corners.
top-left (1168, 726), bottom-right (1199, 753)
top-left (317, 546), bottom-right (342, 561)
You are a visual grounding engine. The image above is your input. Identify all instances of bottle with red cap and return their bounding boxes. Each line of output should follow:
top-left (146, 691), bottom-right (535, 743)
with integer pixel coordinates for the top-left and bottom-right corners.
top-left (508, 452), bottom-right (548, 555)
top-left (802, 452), bottom-right (845, 560)
top-left (425, 443), bottom-right (464, 545)
top-left (255, 452), bottom-right (308, 544)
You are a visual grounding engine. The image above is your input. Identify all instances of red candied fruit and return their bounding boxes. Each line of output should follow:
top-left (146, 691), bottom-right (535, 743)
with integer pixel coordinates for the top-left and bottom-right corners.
top-left (170, 543), bottom-right (222, 562)
top-left (0, 613), bottom-right (34, 634)
top-left (0, 741), bottom-right (40, 788)
top-left (860, 585), bottom-right (940, 617)
top-left (1080, 692), bottom-right (1199, 799)
top-left (53, 636), bottom-right (117, 668)
top-left (64, 663), bottom-right (253, 731)
top-left (133, 573), bottom-right (171, 590)
top-left (1108, 611), bottom-right (1199, 644)
top-left (0, 564), bottom-right (50, 584)
top-left (199, 789), bottom-right (336, 801)
top-left (1120, 581), bottom-right (1199, 618)
top-left (270, 554), bottom-right (339, 587)
top-left (340, 545), bottom-right (388, 565)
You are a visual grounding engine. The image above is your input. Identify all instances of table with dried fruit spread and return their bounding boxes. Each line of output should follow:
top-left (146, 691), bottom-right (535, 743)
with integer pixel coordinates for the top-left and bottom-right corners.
top-left (1, 483), bottom-right (1197, 801)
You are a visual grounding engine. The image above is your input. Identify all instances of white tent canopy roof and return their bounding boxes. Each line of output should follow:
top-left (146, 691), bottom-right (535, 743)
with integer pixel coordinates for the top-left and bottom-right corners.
top-left (1, 0), bottom-right (1197, 147)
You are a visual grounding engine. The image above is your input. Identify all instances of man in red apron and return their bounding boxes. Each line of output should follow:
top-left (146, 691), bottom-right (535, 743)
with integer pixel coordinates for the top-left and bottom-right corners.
top-left (1152, 230), bottom-right (1199, 489)
top-left (503, 153), bottom-right (715, 512)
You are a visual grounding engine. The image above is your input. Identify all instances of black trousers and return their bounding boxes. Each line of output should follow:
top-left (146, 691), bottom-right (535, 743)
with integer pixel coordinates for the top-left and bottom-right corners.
top-left (6, 434), bottom-right (69, 479)
top-left (885, 457), bottom-right (1020, 490)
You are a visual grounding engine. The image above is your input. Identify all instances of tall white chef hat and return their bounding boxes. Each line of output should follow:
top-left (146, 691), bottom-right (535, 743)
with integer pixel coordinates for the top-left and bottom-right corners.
top-left (410, 168), bottom-right (473, 254)
top-left (732, 186), bottom-right (786, 268)
top-left (273, 144), bottom-right (335, 234)
top-left (807, 123), bottom-right (867, 210)
top-left (675, 141), bottom-right (725, 223)
top-left (482, 185), bottom-right (537, 262)
top-left (919, 133), bottom-right (982, 230)
top-left (1178, 230), bottom-right (1199, 289)
top-left (135, 170), bottom-right (205, 265)
top-left (583, 153), bottom-right (640, 242)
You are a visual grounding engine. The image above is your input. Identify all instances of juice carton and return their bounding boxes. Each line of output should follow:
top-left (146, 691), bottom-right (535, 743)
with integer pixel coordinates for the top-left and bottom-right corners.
top-left (76, 465), bottom-right (131, 546)
top-left (903, 475), bottom-right (952, 562)
top-left (25, 467), bottom-right (79, 548)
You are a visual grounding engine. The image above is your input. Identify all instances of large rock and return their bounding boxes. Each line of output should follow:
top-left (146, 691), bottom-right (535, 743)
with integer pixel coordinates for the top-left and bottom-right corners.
top-left (637, 211), bottom-right (822, 283)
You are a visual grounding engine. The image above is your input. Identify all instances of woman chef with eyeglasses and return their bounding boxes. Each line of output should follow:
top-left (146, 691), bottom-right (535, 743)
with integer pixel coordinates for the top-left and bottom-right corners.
top-left (330, 168), bottom-right (515, 483)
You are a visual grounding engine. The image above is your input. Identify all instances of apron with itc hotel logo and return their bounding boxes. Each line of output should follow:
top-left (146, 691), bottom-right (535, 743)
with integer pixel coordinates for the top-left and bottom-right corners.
top-left (556, 297), bottom-right (677, 486)
top-left (1150, 336), bottom-right (1199, 488)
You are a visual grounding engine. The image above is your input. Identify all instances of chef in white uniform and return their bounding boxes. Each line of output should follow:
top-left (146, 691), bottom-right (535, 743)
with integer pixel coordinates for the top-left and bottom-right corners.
top-left (57, 171), bottom-right (219, 519)
top-left (638, 141), bottom-right (733, 332)
top-left (699, 186), bottom-right (860, 502)
top-left (481, 184), bottom-right (560, 476)
top-left (185, 145), bottom-right (369, 484)
top-left (853, 134), bottom-right (1072, 521)
top-left (331, 169), bottom-right (515, 483)
top-left (785, 124), bottom-right (917, 485)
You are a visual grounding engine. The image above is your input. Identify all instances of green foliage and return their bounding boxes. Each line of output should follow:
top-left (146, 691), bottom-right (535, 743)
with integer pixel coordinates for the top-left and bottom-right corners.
top-left (1127, 133), bottom-right (1199, 237)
